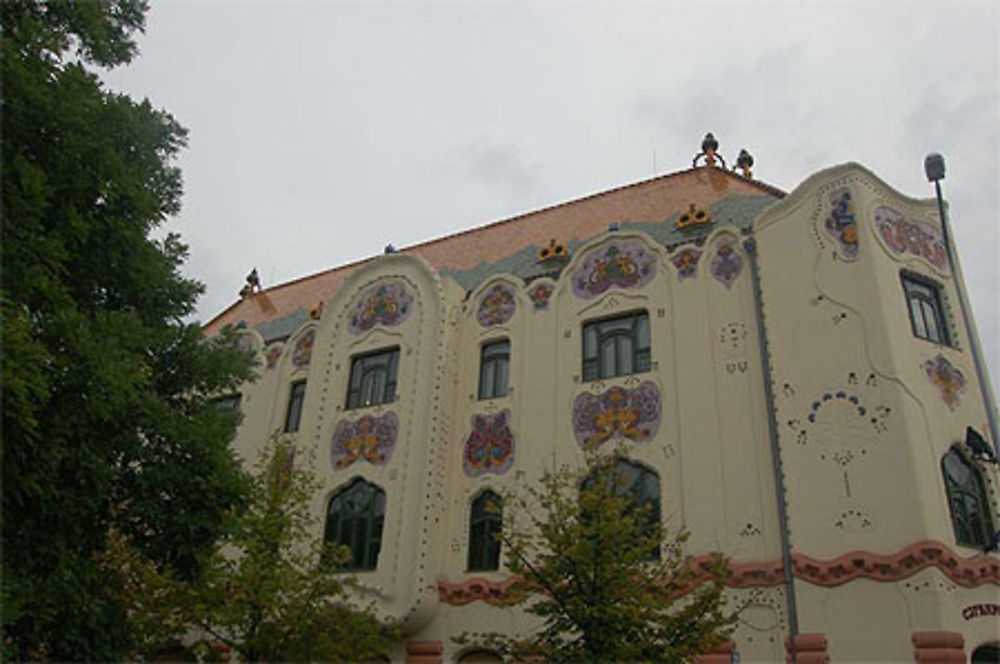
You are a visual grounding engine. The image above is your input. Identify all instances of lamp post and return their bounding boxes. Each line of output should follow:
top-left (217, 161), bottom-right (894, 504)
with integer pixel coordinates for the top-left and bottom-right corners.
top-left (924, 154), bottom-right (999, 453)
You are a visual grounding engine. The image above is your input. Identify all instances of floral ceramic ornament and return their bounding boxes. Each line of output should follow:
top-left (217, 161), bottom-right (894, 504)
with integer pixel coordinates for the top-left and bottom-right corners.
top-left (923, 355), bottom-right (966, 410)
top-left (874, 207), bottom-right (948, 273)
top-left (477, 284), bottom-right (516, 327)
top-left (824, 189), bottom-right (859, 260)
top-left (527, 282), bottom-right (554, 310)
top-left (572, 382), bottom-right (662, 451)
top-left (349, 281), bottom-right (414, 335)
top-left (710, 236), bottom-right (743, 289)
top-left (331, 411), bottom-right (399, 468)
top-left (571, 241), bottom-right (656, 299)
top-left (670, 248), bottom-right (702, 280)
top-left (291, 328), bottom-right (315, 367)
top-left (463, 410), bottom-right (515, 476)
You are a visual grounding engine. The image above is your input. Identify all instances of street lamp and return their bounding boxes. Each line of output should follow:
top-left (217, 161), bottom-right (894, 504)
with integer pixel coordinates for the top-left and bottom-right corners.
top-left (924, 153), bottom-right (999, 455)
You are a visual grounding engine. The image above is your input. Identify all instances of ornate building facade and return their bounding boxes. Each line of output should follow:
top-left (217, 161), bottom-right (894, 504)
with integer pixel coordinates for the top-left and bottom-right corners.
top-left (207, 156), bottom-right (999, 663)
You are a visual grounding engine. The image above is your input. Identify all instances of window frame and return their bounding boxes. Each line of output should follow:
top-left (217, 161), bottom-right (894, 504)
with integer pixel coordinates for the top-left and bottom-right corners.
top-left (467, 490), bottom-right (503, 572)
top-left (581, 459), bottom-right (661, 560)
top-left (283, 380), bottom-right (307, 433)
top-left (901, 272), bottom-right (951, 346)
top-left (324, 478), bottom-right (386, 571)
top-left (582, 310), bottom-right (651, 382)
top-left (941, 448), bottom-right (994, 550)
top-left (211, 393), bottom-right (242, 414)
top-left (478, 339), bottom-right (510, 400)
top-left (346, 346), bottom-right (400, 410)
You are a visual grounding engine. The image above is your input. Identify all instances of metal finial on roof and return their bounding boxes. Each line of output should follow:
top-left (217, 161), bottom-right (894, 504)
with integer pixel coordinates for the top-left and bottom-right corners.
top-left (240, 267), bottom-right (261, 298)
top-left (734, 149), bottom-right (754, 179)
top-left (693, 132), bottom-right (726, 168)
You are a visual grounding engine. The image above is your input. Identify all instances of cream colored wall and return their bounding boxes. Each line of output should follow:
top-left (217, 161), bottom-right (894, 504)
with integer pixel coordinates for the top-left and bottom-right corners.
top-left (755, 163), bottom-right (999, 657)
top-left (229, 226), bottom-right (787, 658)
top-left (226, 162), bottom-right (998, 660)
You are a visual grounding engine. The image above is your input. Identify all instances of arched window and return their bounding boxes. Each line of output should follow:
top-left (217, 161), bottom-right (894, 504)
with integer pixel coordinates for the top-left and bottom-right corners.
top-left (941, 449), bottom-right (993, 549)
top-left (346, 347), bottom-right (399, 409)
top-left (325, 478), bottom-right (386, 570)
top-left (582, 311), bottom-right (651, 382)
top-left (581, 459), bottom-right (661, 559)
top-left (468, 490), bottom-right (502, 571)
top-left (478, 340), bottom-right (510, 400)
top-left (971, 643), bottom-right (1000, 663)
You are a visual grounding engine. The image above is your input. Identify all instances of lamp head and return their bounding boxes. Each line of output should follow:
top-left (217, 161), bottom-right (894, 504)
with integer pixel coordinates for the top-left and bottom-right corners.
top-left (925, 153), bottom-right (946, 183)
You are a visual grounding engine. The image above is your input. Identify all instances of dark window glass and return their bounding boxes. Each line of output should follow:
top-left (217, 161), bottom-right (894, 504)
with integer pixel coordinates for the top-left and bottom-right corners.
top-left (942, 449), bottom-right (993, 549)
top-left (581, 459), bottom-right (661, 559)
top-left (211, 393), bottom-right (242, 414)
top-left (902, 274), bottom-right (950, 345)
top-left (324, 478), bottom-right (386, 570)
top-left (346, 347), bottom-right (399, 409)
top-left (971, 645), bottom-right (1000, 663)
top-left (478, 340), bottom-right (510, 400)
top-left (468, 490), bottom-right (503, 571)
top-left (284, 380), bottom-right (307, 433)
top-left (582, 311), bottom-right (651, 381)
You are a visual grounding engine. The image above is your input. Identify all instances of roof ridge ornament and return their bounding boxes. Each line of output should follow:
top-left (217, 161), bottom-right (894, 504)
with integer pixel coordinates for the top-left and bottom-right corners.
top-left (733, 148), bottom-right (755, 179)
top-left (537, 238), bottom-right (569, 263)
top-left (676, 203), bottom-right (712, 230)
top-left (239, 267), bottom-right (262, 299)
top-left (693, 132), bottom-right (726, 169)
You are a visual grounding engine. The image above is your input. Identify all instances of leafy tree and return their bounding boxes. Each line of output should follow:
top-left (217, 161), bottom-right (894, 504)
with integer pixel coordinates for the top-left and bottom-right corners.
top-left (103, 437), bottom-right (395, 662)
top-left (479, 452), bottom-right (736, 663)
top-left (1, 1), bottom-right (254, 659)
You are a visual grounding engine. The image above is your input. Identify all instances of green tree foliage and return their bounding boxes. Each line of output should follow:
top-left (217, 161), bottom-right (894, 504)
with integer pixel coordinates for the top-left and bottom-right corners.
top-left (104, 438), bottom-right (395, 662)
top-left (490, 452), bottom-right (736, 663)
top-left (1, 1), bottom-right (255, 658)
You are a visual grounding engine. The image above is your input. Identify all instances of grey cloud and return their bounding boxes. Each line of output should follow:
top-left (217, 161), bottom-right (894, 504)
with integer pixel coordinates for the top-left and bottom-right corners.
top-left (461, 143), bottom-right (540, 199)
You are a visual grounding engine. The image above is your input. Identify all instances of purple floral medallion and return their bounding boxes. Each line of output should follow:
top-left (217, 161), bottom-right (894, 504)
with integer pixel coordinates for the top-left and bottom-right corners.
top-left (670, 248), bottom-right (703, 280)
top-left (331, 411), bottom-right (398, 469)
top-left (874, 206), bottom-right (948, 273)
top-left (291, 328), bottom-right (315, 367)
top-left (477, 284), bottom-right (516, 327)
top-left (710, 236), bottom-right (743, 289)
top-left (825, 189), bottom-right (859, 260)
top-left (572, 382), bottom-right (661, 451)
top-left (265, 344), bottom-right (283, 369)
top-left (349, 281), bottom-right (414, 335)
top-left (527, 282), bottom-right (554, 311)
top-left (463, 410), bottom-right (515, 477)
top-left (571, 241), bottom-right (656, 299)
top-left (923, 355), bottom-right (966, 410)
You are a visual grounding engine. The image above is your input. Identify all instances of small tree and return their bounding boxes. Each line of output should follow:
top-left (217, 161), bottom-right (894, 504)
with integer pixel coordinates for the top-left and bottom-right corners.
top-left (493, 452), bottom-right (736, 663)
top-left (108, 436), bottom-right (396, 662)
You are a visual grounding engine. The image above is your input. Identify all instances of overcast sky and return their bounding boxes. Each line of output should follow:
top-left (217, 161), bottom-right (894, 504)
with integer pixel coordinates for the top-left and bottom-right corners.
top-left (102, 0), bottom-right (999, 390)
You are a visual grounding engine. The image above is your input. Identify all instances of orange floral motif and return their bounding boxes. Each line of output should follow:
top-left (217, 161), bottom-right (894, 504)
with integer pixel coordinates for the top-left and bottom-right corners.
top-left (291, 328), bottom-right (314, 367)
top-left (572, 383), bottom-right (661, 450)
top-left (923, 354), bottom-right (966, 410)
top-left (331, 412), bottom-right (398, 469)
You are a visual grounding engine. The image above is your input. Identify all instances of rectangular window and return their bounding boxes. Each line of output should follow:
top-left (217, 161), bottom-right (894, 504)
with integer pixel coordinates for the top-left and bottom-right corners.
top-left (902, 273), bottom-right (950, 345)
top-left (346, 347), bottom-right (400, 409)
top-left (582, 311), bottom-right (651, 382)
top-left (478, 340), bottom-right (510, 400)
top-left (284, 380), bottom-right (307, 433)
top-left (211, 393), bottom-right (242, 414)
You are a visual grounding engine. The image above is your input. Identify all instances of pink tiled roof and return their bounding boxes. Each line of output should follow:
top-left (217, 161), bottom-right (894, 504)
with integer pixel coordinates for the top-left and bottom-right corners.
top-left (204, 166), bottom-right (784, 335)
